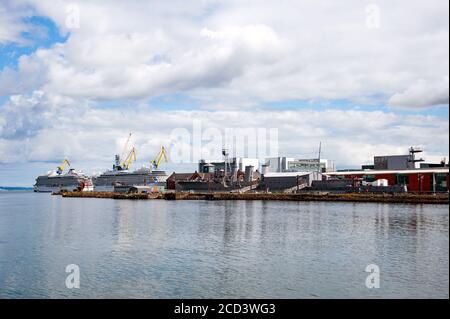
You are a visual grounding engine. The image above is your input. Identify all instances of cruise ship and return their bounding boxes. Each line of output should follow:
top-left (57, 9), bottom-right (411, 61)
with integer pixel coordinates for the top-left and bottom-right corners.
top-left (92, 144), bottom-right (168, 192)
top-left (93, 166), bottom-right (168, 191)
top-left (34, 159), bottom-right (93, 192)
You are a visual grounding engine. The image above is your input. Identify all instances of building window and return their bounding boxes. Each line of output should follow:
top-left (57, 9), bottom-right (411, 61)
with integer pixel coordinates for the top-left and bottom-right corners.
top-left (396, 174), bottom-right (409, 185)
top-left (435, 173), bottom-right (448, 192)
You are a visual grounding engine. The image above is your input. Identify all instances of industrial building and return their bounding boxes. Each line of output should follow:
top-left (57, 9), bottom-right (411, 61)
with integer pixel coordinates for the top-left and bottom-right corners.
top-left (325, 148), bottom-right (449, 193)
top-left (324, 168), bottom-right (449, 193)
top-left (373, 147), bottom-right (424, 170)
top-left (166, 172), bottom-right (213, 190)
top-left (420, 161), bottom-right (449, 168)
top-left (263, 157), bottom-right (335, 173)
top-left (167, 151), bottom-right (262, 193)
top-left (310, 178), bottom-right (407, 193)
top-left (199, 157), bottom-right (260, 173)
top-left (259, 171), bottom-right (322, 192)
top-left (166, 147), bottom-right (449, 194)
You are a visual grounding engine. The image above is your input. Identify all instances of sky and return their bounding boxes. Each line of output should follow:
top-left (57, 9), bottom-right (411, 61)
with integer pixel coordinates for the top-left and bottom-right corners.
top-left (0, 0), bottom-right (449, 186)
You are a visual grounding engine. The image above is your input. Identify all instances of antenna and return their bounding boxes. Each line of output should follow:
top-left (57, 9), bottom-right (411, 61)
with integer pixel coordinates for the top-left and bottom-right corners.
top-left (222, 148), bottom-right (230, 186)
top-left (317, 141), bottom-right (322, 173)
top-left (408, 146), bottom-right (424, 168)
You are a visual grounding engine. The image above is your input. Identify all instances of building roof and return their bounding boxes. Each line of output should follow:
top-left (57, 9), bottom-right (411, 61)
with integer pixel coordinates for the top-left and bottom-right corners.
top-left (197, 172), bottom-right (213, 179)
top-left (263, 172), bottom-right (317, 177)
top-left (167, 172), bottom-right (197, 181)
top-left (324, 168), bottom-right (449, 176)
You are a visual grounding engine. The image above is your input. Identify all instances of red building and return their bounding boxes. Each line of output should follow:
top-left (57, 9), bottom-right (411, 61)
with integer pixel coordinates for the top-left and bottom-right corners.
top-left (324, 168), bottom-right (449, 193)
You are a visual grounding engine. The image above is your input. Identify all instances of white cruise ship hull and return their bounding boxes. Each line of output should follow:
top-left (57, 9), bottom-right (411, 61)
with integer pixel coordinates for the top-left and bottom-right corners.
top-left (93, 169), bottom-right (167, 192)
top-left (33, 185), bottom-right (82, 193)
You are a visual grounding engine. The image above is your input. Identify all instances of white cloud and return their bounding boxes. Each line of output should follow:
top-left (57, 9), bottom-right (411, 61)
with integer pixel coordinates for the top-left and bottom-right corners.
top-left (0, 1), bottom-right (29, 44)
top-left (0, 0), bottom-right (448, 186)
top-left (0, 91), bottom-right (448, 171)
top-left (388, 77), bottom-right (449, 108)
top-left (0, 0), bottom-right (447, 107)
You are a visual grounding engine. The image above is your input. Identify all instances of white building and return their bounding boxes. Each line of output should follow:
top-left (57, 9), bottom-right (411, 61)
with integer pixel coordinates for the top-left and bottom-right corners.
top-left (264, 157), bottom-right (335, 173)
top-left (199, 157), bottom-right (260, 173)
top-left (264, 157), bottom-right (294, 173)
top-left (234, 157), bottom-right (260, 172)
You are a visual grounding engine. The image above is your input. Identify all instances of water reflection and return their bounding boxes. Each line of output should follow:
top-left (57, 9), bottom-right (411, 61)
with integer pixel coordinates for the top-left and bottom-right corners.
top-left (0, 193), bottom-right (448, 298)
top-left (113, 200), bottom-right (136, 248)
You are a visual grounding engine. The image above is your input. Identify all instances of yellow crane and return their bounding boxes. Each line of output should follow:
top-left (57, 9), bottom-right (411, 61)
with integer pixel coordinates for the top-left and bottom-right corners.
top-left (151, 146), bottom-right (168, 170)
top-left (122, 147), bottom-right (137, 170)
top-left (56, 158), bottom-right (70, 175)
top-left (114, 133), bottom-right (134, 171)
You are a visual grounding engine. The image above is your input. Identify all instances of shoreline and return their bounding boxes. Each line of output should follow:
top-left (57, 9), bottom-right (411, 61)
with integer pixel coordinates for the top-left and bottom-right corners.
top-left (60, 191), bottom-right (449, 204)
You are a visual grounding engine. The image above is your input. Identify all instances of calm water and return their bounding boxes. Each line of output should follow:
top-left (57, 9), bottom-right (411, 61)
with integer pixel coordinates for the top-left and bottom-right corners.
top-left (0, 192), bottom-right (448, 299)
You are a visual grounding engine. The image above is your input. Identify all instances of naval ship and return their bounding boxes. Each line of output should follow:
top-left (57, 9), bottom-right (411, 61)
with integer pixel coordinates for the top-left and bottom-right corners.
top-left (34, 159), bottom-right (93, 192)
top-left (93, 141), bottom-right (168, 192)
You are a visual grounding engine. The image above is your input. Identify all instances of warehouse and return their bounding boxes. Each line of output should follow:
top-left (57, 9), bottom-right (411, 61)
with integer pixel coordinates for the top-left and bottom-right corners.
top-left (324, 168), bottom-right (449, 193)
top-left (260, 171), bottom-right (322, 192)
top-left (263, 157), bottom-right (335, 173)
top-left (198, 157), bottom-right (260, 173)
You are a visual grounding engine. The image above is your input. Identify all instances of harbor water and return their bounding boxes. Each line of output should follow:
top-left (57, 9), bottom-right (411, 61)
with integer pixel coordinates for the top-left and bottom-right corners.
top-left (0, 192), bottom-right (448, 298)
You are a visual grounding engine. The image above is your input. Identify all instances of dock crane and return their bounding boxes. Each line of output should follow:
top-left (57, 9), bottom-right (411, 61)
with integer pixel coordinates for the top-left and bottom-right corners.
top-left (56, 158), bottom-right (70, 175)
top-left (114, 133), bottom-right (136, 170)
top-left (120, 133), bottom-right (133, 161)
top-left (151, 146), bottom-right (168, 170)
top-left (122, 147), bottom-right (137, 170)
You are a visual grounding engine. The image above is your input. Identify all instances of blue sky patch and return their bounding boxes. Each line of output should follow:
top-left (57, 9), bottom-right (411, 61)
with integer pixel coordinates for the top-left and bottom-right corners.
top-left (0, 15), bottom-right (67, 70)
